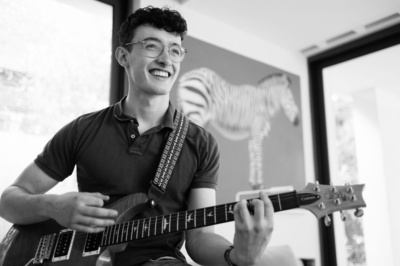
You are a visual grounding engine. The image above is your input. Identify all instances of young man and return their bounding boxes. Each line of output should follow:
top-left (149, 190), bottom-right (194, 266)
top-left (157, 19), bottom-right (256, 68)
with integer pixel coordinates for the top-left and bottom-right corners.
top-left (0, 6), bottom-right (274, 266)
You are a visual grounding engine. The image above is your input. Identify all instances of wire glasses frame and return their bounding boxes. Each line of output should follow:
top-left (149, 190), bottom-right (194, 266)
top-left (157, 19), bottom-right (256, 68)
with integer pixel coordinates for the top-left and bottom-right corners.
top-left (125, 39), bottom-right (188, 63)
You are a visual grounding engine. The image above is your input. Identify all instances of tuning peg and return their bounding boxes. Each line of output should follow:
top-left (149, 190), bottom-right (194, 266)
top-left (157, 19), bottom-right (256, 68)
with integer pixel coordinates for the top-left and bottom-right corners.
top-left (346, 186), bottom-right (354, 193)
top-left (340, 211), bottom-right (347, 221)
top-left (354, 208), bottom-right (364, 217)
top-left (313, 181), bottom-right (320, 192)
top-left (324, 215), bottom-right (331, 226)
top-left (318, 202), bottom-right (326, 210)
top-left (334, 198), bottom-right (342, 205)
top-left (350, 195), bottom-right (357, 201)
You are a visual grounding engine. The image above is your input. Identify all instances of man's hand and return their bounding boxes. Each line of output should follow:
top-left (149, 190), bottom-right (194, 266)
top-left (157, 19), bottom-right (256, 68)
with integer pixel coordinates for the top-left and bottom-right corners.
top-left (49, 192), bottom-right (118, 233)
top-left (231, 191), bottom-right (274, 265)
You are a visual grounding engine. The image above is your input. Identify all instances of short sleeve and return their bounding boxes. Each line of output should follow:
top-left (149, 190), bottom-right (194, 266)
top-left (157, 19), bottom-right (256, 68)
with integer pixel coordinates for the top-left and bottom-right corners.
top-left (190, 132), bottom-right (220, 190)
top-left (34, 119), bottom-right (78, 181)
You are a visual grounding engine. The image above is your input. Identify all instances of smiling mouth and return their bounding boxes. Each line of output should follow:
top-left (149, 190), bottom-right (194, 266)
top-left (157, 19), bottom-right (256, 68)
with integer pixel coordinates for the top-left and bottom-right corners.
top-left (150, 69), bottom-right (171, 78)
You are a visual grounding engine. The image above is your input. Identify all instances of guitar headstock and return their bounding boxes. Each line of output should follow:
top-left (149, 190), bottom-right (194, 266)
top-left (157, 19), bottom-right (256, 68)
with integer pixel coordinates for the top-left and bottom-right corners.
top-left (298, 182), bottom-right (366, 223)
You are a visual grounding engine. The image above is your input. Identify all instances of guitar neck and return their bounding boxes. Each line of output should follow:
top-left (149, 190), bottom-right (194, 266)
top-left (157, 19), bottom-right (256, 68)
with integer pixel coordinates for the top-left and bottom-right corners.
top-left (98, 191), bottom-right (300, 247)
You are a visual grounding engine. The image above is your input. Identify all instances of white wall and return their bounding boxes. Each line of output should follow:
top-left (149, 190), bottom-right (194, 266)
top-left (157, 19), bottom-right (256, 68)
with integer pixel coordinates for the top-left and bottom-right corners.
top-left (140, 0), bottom-right (319, 264)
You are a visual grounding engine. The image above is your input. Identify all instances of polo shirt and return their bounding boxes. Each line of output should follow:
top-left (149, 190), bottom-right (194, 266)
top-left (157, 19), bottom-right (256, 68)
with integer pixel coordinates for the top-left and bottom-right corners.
top-left (34, 97), bottom-right (220, 266)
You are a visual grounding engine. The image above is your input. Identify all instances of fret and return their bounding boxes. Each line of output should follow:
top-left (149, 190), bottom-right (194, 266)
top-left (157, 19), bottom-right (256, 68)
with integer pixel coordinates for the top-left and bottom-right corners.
top-left (161, 215), bottom-right (164, 235)
top-left (141, 219), bottom-right (145, 239)
top-left (177, 212), bottom-right (179, 232)
top-left (124, 222), bottom-right (129, 242)
top-left (130, 221), bottom-right (135, 241)
top-left (214, 206), bottom-right (217, 224)
top-left (135, 220), bottom-right (139, 240)
top-left (203, 208), bottom-right (206, 226)
top-left (148, 218), bottom-right (151, 237)
top-left (110, 225), bottom-right (116, 245)
top-left (117, 223), bottom-right (122, 243)
top-left (225, 204), bottom-right (228, 221)
top-left (108, 225), bottom-right (113, 245)
top-left (185, 212), bottom-right (187, 230)
top-left (107, 225), bottom-right (113, 245)
top-left (169, 214), bottom-right (171, 233)
top-left (194, 209), bottom-right (197, 228)
top-left (154, 216), bottom-right (157, 236)
top-left (277, 194), bottom-right (282, 211)
top-left (102, 226), bottom-right (109, 246)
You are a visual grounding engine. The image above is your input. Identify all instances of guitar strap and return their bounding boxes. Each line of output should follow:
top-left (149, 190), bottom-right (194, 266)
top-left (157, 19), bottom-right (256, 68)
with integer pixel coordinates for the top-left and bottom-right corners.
top-left (147, 110), bottom-right (189, 207)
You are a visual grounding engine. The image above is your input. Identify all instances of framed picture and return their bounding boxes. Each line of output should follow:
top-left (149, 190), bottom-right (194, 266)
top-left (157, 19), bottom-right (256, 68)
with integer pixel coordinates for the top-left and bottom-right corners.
top-left (171, 36), bottom-right (305, 204)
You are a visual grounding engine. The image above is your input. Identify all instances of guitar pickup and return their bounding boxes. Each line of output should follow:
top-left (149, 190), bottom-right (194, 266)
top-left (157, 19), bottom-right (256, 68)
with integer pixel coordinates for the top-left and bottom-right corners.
top-left (52, 229), bottom-right (75, 262)
top-left (83, 232), bottom-right (102, 256)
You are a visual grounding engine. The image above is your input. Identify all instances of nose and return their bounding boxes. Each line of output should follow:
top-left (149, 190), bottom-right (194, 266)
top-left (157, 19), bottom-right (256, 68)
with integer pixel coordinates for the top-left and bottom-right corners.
top-left (157, 47), bottom-right (173, 66)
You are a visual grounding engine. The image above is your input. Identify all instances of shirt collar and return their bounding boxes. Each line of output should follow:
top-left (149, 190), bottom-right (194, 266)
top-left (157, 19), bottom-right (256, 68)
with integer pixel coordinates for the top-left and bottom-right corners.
top-left (114, 96), bottom-right (175, 130)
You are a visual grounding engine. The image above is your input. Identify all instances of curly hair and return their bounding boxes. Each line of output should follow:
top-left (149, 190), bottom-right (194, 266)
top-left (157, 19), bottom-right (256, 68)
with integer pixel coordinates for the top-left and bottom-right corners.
top-left (118, 6), bottom-right (187, 48)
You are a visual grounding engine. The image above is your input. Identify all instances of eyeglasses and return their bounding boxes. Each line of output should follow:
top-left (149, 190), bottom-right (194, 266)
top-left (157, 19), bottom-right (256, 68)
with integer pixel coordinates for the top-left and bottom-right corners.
top-left (125, 39), bottom-right (188, 63)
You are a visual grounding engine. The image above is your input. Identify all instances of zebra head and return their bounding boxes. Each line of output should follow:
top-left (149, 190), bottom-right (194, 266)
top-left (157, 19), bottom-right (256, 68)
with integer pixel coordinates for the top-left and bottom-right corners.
top-left (176, 68), bottom-right (216, 127)
top-left (258, 73), bottom-right (300, 126)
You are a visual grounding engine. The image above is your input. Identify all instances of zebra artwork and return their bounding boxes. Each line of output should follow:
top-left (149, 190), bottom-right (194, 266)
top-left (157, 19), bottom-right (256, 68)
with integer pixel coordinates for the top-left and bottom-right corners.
top-left (177, 67), bottom-right (300, 190)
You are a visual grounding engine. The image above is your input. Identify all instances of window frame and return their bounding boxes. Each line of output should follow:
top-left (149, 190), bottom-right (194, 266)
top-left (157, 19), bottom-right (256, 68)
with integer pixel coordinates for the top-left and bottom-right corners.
top-left (96, 0), bottom-right (130, 104)
top-left (308, 23), bottom-right (400, 266)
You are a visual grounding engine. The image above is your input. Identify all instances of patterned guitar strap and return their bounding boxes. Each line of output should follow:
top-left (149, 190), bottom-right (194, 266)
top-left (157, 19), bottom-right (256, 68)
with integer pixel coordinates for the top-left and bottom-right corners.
top-left (147, 110), bottom-right (189, 207)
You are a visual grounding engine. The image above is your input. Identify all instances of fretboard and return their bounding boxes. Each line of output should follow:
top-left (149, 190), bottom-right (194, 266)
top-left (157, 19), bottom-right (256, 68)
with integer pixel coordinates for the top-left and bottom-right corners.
top-left (98, 191), bottom-right (299, 247)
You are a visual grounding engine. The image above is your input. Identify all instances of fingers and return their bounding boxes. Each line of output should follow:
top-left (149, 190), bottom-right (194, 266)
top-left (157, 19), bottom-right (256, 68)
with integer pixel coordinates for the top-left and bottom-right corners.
top-left (234, 192), bottom-right (274, 224)
top-left (259, 191), bottom-right (274, 219)
top-left (82, 192), bottom-right (110, 207)
top-left (80, 205), bottom-right (118, 219)
top-left (57, 192), bottom-right (119, 233)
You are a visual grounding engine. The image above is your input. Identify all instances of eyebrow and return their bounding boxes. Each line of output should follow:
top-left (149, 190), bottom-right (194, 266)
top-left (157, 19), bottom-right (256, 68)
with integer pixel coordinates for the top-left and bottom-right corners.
top-left (142, 37), bottom-right (182, 47)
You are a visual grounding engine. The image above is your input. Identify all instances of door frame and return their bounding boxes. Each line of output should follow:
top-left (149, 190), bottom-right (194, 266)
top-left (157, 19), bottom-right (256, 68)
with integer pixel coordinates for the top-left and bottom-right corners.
top-left (308, 23), bottom-right (400, 266)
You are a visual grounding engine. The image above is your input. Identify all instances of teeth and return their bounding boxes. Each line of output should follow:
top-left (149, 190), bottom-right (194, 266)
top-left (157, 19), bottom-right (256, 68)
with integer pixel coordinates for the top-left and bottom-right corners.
top-left (151, 70), bottom-right (169, 77)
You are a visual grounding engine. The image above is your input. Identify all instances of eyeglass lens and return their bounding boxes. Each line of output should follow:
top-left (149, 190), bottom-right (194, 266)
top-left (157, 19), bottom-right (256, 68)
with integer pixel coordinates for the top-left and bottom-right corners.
top-left (142, 40), bottom-right (185, 62)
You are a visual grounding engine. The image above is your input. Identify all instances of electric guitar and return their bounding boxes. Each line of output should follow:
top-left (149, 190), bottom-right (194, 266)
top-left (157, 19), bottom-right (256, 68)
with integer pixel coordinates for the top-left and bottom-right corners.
top-left (0, 183), bottom-right (366, 266)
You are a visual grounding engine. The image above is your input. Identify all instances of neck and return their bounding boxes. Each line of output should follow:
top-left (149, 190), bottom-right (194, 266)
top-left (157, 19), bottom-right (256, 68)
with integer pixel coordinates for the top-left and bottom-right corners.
top-left (124, 93), bottom-right (169, 134)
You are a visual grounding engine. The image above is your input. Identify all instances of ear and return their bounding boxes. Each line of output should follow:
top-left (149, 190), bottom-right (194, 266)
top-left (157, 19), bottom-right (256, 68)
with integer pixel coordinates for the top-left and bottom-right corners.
top-left (115, 46), bottom-right (129, 67)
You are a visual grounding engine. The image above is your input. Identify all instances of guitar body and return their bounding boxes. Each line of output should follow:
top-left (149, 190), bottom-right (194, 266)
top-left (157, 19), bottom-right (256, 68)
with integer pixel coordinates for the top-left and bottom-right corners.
top-left (1, 220), bottom-right (100, 266)
top-left (0, 193), bottom-right (149, 266)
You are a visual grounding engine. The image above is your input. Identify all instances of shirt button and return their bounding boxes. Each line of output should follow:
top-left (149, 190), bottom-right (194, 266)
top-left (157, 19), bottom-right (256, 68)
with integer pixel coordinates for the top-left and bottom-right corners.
top-left (130, 134), bottom-right (135, 139)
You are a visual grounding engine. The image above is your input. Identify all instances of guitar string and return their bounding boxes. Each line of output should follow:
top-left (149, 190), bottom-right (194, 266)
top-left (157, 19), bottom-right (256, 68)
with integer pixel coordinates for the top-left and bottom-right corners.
top-left (68, 194), bottom-right (299, 244)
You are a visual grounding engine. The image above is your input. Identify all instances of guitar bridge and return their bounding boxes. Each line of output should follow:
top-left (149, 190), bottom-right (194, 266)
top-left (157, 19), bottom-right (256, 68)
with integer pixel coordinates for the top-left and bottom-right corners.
top-left (52, 229), bottom-right (75, 262)
top-left (33, 233), bottom-right (57, 264)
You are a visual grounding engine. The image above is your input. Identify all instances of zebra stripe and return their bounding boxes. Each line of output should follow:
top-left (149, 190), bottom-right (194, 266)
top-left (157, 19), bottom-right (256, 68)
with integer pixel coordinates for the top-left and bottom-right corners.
top-left (177, 67), bottom-right (299, 189)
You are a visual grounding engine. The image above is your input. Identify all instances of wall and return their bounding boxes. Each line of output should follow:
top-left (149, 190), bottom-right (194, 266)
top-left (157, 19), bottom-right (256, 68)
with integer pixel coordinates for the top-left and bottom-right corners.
top-left (140, 0), bottom-right (319, 264)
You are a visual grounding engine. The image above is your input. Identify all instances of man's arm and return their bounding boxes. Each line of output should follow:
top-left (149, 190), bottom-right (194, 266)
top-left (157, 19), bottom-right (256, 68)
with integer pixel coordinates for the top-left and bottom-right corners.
top-left (0, 162), bottom-right (118, 233)
top-left (185, 188), bottom-right (274, 266)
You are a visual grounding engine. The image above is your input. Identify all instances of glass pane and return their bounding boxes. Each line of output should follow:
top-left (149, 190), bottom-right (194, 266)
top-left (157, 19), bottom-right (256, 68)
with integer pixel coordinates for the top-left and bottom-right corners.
top-left (323, 44), bottom-right (400, 266)
top-left (0, 0), bottom-right (112, 237)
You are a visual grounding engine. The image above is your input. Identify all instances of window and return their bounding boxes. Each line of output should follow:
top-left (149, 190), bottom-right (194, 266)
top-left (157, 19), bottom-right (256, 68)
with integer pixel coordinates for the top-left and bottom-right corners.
top-left (309, 24), bottom-right (400, 266)
top-left (0, 0), bottom-right (128, 237)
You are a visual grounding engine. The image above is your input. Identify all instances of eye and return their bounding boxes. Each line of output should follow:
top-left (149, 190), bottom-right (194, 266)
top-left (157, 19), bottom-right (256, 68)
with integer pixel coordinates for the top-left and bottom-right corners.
top-left (170, 46), bottom-right (182, 56)
top-left (144, 40), bottom-right (161, 51)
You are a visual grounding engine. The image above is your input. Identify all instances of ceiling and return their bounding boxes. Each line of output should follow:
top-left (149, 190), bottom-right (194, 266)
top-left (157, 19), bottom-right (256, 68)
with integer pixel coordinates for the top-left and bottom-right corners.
top-left (175, 0), bottom-right (400, 56)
